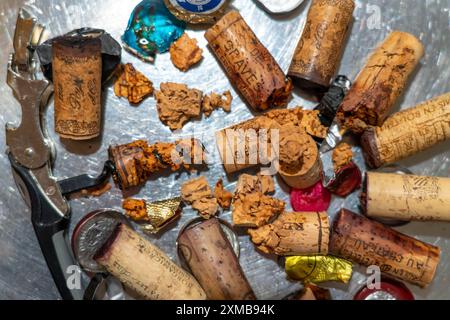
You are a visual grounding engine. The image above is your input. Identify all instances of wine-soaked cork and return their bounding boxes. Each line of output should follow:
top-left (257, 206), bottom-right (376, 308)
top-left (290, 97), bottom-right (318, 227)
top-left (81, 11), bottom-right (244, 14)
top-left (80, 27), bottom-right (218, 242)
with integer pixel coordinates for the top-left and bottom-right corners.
top-left (205, 11), bottom-right (292, 111)
top-left (288, 0), bottom-right (355, 95)
top-left (94, 223), bottom-right (206, 300)
top-left (362, 172), bottom-right (450, 222)
top-left (178, 218), bottom-right (256, 300)
top-left (108, 141), bottom-right (147, 190)
top-left (361, 92), bottom-right (450, 168)
top-left (337, 31), bottom-right (424, 133)
top-left (248, 211), bottom-right (330, 256)
top-left (52, 36), bottom-right (102, 140)
top-left (278, 125), bottom-right (322, 189)
top-left (329, 209), bottom-right (440, 287)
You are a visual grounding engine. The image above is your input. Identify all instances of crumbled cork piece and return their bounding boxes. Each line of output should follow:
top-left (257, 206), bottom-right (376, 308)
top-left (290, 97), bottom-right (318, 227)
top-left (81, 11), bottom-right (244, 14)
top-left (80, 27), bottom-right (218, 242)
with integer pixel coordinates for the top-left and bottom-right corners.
top-left (70, 182), bottom-right (112, 199)
top-left (85, 182), bottom-right (112, 197)
top-left (332, 142), bottom-right (353, 171)
top-left (214, 179), bottom-right (233, 209)
top-left (202, 91), bottom-right (233, 117)
top-left (114, 63), bottom-right (153, 104)
top-left (232, 174), bottom-right (283, 227)
top-left (169, 33), bottom-right (203, 72)
top-left (233, 192), bottom-right (285, 227)
top-left (155, 82), bottom-right (203, 130)
top-left (181, 176), bottom-right (218, 219)
top-left (122, 198), bottom-right (148, 222)
top-left (234, 173), bottom-right (275, 196)
top-left (300, 109), bottom-right (327, 139)
top-left (264, 107), bottom-right (327, 139)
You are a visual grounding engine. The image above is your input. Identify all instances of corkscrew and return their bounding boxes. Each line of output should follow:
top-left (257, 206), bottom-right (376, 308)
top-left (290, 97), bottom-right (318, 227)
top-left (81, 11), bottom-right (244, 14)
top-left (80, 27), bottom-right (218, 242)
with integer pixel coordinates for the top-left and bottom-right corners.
top-left (5, 9), bottom-right (114, 300)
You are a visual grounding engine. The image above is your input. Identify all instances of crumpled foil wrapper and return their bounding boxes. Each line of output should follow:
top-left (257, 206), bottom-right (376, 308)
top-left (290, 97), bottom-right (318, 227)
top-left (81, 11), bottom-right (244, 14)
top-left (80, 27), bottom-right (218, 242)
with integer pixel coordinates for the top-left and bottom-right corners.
top-left (139, 197), bottom-right (182, 233)
top-left (285, 255), bottom-right (353, 284)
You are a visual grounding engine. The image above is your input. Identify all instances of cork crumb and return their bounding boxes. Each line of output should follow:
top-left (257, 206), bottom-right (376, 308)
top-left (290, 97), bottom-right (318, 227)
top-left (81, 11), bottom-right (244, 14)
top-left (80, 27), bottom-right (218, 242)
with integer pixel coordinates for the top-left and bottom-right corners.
top-left (122, 198), bottom-right (148, 222)
top-left (332, 142), bottom-right (353, 171)
top-left (264, 107), bottom-right (327, 139)
top-left (155, 82), bottom-right (203, 130)
top-left (232, 174), bottom-right (284, 227)
top-left (233, 193), bottom-right (285, 228)
top-left (214, 179), bottom-right (233, 209)
top-left (156, 82), bottom-right (233, 129)
top-left (202, 91), bottom-right (232, 117)
top-left (181, 176), bottom-right (218, 219)
top-left (169, 33), bottom-right (203, 72)
top-left (70, 182), bottom-right (112, 199)
top-left (234, 173), bottom-right (275, 196)
top-left (114, 63), bottom-right (154, 104)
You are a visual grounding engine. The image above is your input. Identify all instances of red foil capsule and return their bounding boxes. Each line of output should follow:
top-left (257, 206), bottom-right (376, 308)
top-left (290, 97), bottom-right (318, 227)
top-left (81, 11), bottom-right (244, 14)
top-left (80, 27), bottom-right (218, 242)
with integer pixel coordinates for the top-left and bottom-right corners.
top-left (327, 161), bottom-right (361, 197)
top-left (354, 278), bottom-right (415, 300)
top-left (290, 180), bottom-right (331, 212)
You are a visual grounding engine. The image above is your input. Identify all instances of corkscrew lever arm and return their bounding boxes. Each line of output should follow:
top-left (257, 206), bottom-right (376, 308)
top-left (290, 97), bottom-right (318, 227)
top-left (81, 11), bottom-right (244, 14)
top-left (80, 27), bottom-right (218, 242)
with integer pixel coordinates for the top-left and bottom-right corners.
top-left (5, 8), bottom-right (84, 300)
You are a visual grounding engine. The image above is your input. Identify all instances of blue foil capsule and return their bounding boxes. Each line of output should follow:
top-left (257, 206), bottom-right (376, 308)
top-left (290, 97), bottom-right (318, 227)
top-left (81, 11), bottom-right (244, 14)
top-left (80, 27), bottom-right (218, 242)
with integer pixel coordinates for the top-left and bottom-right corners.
top-left (121, 0), bottom-right (186, 62)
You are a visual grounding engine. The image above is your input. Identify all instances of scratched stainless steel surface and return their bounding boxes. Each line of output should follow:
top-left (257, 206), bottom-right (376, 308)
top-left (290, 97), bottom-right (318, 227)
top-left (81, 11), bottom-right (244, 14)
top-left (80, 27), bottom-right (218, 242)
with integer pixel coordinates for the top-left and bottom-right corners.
top-left (0, 0), bottom-right (449, 300)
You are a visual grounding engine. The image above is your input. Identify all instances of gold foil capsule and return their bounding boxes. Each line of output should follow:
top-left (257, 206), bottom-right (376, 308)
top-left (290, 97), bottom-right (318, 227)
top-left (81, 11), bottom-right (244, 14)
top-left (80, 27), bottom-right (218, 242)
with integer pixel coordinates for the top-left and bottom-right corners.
top-left (285, 255), bottom-right (353, 284)
top-left (123, 197), bottom-right (182, 233)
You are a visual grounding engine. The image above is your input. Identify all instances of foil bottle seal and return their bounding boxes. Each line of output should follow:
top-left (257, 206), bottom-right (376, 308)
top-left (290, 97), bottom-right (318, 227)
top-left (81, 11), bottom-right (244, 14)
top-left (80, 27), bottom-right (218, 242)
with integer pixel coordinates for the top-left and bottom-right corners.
top-left (141, 197), bottom-right (182, 233)
top-left (285, 255), bottom-right (353, 284)
top-left (354, 277), bottom-right (415, 300)
top-left (164, 0), bottom-right (228, 24)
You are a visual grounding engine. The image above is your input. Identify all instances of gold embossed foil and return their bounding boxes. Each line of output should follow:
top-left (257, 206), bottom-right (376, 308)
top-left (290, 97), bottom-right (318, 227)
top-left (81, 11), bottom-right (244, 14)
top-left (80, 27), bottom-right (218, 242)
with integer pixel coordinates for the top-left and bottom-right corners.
top-left (285, 255), bottom-right (353, 284)
top-left (123, 197), bottom-right (182, 233)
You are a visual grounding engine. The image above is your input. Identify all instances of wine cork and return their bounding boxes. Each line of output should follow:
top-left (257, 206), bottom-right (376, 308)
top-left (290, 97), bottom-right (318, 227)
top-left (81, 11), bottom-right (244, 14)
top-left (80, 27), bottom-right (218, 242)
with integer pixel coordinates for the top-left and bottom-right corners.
top-left (278, 125), bottom-right (322, 189)
top-left (205, 10), bottom-right (292, 111)
top-left (94, 223), bottom-right (206, 300)
top-left (329, 209), bottom-right (440, 287)
top-left (108, 141), bottom-right (146, 190)
top-left (178, 218), bottom-right (256, 300)
top-left (337, 31), bottom-right (424, 133)
top-left (362, 172), bottom-right (450, 222)
top-left (288, 0), bottom-right (355, 95)
top-left (248, 211), bottom-right (330, 256)
top-left (361, 92), bottom-right (450, 168)
top-left (215, 117), bottom-right (281, 173)
top-left (52, 36), bottom-right (102, 140)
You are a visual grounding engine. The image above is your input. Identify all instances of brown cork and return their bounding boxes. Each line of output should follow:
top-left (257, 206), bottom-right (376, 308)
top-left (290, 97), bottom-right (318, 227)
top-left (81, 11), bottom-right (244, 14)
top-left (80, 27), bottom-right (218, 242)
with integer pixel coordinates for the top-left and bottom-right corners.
top-left (94, 223), bottom-right (206, 300)
top-left (278, 125), bottom-right (322, 189)
top-left (288, 0), bottom-right (355, 95)
top-left (52, 36), bottom-right (102, 140)
top-left (337, 31), bottom-right (424, 133)
top-left (362, 172), bottom-right (450, 222)
top-left (329, 209), bottom-right (440, 287)
top-left (178, 218), bottom-right (256, 300)
top-left (361, 92), bottom-right (450, 168)
top-left (248, 211), bottom-right (329, 256)
top-left (108, 141), bottom-right (147, 190)
top-left (205, 11), bottom-right (292, 111)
